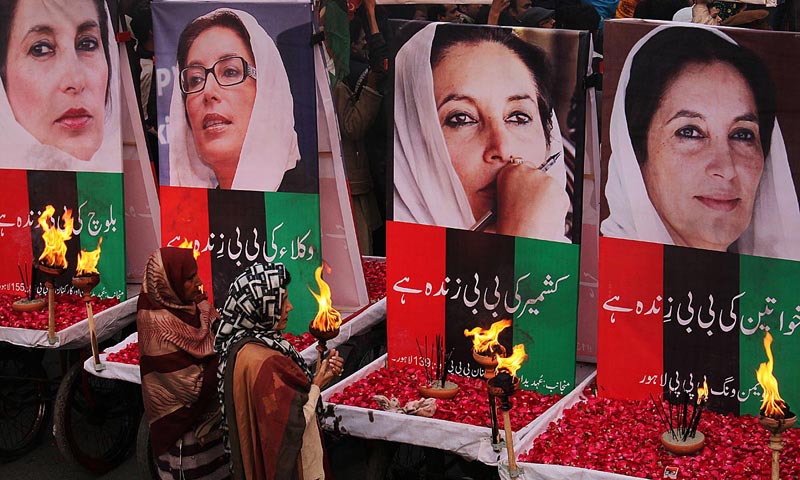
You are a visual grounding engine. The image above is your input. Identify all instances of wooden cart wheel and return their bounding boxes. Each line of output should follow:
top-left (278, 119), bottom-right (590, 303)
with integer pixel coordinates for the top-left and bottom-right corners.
top-left (0, 349), bottom-right (49, 462)
top-left (53, 362), bottom-right (140, 474)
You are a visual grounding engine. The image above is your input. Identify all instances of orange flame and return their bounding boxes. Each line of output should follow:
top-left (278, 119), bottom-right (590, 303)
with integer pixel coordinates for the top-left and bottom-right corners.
top-left (756, 331), bottom-right (787, 418)
top-left (177, 238), bottom-right (200, 260)
top-left (76, 238), bottom-right (103, 276)
top-left (495, 344), bottom-right (528, 377)
top-left (464, 319), bottom-right (511, 356)
top-left (309, 266), bottom-right (341, 332)
top-left (697, 377), bottom-right (708, 405)
top-left (38, 205), bottom-right (73, 268)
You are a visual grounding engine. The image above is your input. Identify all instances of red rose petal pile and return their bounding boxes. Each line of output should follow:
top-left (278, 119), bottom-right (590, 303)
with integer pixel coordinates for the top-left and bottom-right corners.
top-left (519, 386), bottom-right (800, 479)
top-left (284, 331), bottom-right (317, 351)
top-left (328, 365), bottom-right (562, 430)
top-left (362, 259), bottom-right (386, 302)
top-left (0, 293), bottom-right (119, 331)
top-left (105, 342), bottom-right (140, 365)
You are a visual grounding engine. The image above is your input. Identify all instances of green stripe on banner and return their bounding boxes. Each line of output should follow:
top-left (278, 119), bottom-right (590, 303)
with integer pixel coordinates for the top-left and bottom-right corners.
top-left (739, 255), bottom-right (800, 420)
top-left (264, 192), bottom-right (321, 335)
top-left (514, 238), bottom-right (579, 394)
top-left (76, 172), bottom-right (126, 299)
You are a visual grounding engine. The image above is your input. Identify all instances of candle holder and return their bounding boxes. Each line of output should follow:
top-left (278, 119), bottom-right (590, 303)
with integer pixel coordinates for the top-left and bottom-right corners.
top-left (473, 349), bottom-right (503, 451)
top-left (309, 324), bottom-right (339, 371)
top-left (36, 261), bottom-right (65, 345)
top-left (488, 371), bottom-right (521, 478)
top-left (758, 412), bottom-right (797, 480)
top-left (72, 273), bottom-right (104, 371)
top-left (415, 335), bottom-right (457, 399)
top-left (11, 262), bottom-right (46, 312)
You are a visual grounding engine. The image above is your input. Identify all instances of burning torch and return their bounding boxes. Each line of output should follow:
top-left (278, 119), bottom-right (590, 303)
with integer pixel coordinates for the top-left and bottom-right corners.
top-left (465, 319), bottom-right (512, 451)
top-left (756, 331), bottom-right (796, 480)
top-left (35, 205), bottom-right (73, 345)
top-left (488, 343), bottom-right (528, 479)
top-left (308, 266), bottom-right (341, 370)
top-left (72, 238), bottom-right (104, 371)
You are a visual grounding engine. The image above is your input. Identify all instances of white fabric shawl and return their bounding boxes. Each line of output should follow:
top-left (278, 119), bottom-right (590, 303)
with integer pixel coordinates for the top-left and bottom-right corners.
top-left (0, 2), bottom-right (120, 173)
top-left (601, 24), bottom-right (800, 261)
top-left (392, 23), bottom-right (566, 234)
top-left (167, 8), bottom-right (300, 191)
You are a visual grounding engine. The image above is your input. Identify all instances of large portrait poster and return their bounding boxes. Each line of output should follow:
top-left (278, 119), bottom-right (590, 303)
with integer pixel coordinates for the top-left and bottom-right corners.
top-left (0, 0), bottom-right (125, 299)
top-left (598, 20), bottom-right (800, 416)
top-left (387, 21), bottom-right (590, 394)
top-left (153, 1), bottom-right (320, 332)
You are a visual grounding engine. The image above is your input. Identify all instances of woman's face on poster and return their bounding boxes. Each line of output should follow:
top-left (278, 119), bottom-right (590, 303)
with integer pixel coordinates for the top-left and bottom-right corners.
top-left (184, 26), bottom-right (256, 168)
top-left (642, 61), bottom-right (764, 251)
top-left (5, 0), bottom-right (108, 161)
top-left (433, 41), bottom-right (547, 220)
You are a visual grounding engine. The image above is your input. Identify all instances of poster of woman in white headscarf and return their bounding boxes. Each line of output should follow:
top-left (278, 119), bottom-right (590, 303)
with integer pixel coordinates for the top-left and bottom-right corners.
top-left (0, 0), bottom-right (121, 173)
top-left (0, 0), bottom-right (126, 300)
top-left (153, 2), bottom-right (320, 327)
top-left (386, 21), bottom-right (592, 393)
top-left (155, 2), bottom-right (317, 193)
top-left (391, 21), bottom-right (589, 244)
top-left (598, 20), bottom-right (800, 416)
top-left (600, 22), bottom-right (800, 261)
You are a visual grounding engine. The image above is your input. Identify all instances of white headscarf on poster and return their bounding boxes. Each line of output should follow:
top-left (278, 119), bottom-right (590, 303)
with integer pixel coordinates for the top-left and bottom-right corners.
top-left (0, 1), bottom-right (121, 173)
top-left (392, 22), bottom-right (567, 236)
top-left (167, 8), bottom-right (300, 191)
top-left (601, 24), bottom-right (800, 261)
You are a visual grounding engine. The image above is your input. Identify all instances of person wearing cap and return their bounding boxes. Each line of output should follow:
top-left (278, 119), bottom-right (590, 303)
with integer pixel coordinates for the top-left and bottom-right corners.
top-left (520, 6), bottom-right (557, 27)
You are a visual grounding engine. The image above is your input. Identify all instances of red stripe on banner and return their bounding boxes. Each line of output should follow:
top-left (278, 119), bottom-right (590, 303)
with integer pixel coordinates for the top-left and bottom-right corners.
top-left (0, 170), bottom-right (32, 295)
top-left (159, 186), bottom-right (213, 302)
top-left (598, 237), bottom-right (663, 400)
top-left (386, 221), bottom-right (446, 369)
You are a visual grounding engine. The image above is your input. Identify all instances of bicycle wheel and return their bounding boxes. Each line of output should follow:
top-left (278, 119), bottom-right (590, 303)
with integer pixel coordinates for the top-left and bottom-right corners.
top-left (53, 362), bottom-right (141, 474)
top-left (136, 414), bottom-right (159, 480)
top-left (0, 350), bottom-right (49, 461)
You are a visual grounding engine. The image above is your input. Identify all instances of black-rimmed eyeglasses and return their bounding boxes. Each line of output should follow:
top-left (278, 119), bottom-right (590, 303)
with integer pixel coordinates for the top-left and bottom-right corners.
top-left (179, 56), bottom-right (257, 94)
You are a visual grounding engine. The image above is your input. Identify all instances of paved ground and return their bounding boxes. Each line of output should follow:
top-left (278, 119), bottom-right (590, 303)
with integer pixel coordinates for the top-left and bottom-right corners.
top-left (0, 437), bottom-right (138, 480)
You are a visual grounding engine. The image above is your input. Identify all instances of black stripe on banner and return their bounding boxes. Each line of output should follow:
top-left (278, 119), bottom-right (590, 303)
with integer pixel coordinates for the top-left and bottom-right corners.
top-left (663, 245), bottom-right (740, 415)
top-left (445, 229), bottom-right (515, 375)
top-left (27, 171), bottom-right (80, 291)
top-left (207, 189), bottom-right (267, 306)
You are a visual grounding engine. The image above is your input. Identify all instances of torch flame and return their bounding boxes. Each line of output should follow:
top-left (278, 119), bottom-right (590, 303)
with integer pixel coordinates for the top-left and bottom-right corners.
top-left (76, 237), bottom-right (103, 276)
top-left (37, 205), bottom-right (73, 268)
top-left (756, 331), bottom-right (787, 418)
top-left (464, 319), bottom-right (511, 356)
top-left (495, 344), bottom-right (528, 377)
top-left (697, 377), bottom-right (708, 405)
top-left (177, 238), bottom-right (200, 260)
top-left (309, 266), bottom-right (341, 332)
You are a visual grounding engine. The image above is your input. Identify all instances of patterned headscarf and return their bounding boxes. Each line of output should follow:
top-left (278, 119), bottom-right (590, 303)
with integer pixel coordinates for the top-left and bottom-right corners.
top-left (214, 263), bottom-right (314, 454)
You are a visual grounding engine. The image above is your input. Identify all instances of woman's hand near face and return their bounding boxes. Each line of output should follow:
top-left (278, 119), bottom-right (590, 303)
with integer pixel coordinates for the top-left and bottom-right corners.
top-left (488, 0), bottom-right (511, 25)
top-left (313, 349), bottom-right (344, 388)
top-left (495, 163), bottom-right (568, 240)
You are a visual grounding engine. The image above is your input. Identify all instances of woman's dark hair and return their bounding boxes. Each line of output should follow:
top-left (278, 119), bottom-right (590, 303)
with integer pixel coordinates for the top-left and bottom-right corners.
top-left (0, 0), bottom-right (111, 101)
top-left (626, 27), bottom-right (776, 164)
top-left (430, 24), bottom-right (554, 147)
top-left (176, 10), bottom-right (254, 76)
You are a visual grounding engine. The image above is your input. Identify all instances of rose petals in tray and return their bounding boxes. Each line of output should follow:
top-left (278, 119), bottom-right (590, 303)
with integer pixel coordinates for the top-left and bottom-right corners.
top-left (105, 342), bottom-right (140, 365)
top-left (519, 386), bottom-right (800, 479)
top-left (329, 365), bottom-right (561, 431)
top-left (0, 292), bottom-right (119, 331)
